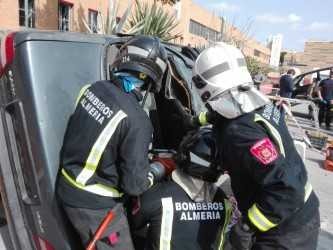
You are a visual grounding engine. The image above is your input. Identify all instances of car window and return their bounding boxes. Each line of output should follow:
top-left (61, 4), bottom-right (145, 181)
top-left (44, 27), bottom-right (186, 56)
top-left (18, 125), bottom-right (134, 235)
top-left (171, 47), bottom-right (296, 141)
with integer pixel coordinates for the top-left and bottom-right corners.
top-left (105, 44), bottom-right (120, 79)
top-left (171, 55), bottom-right (207, 114)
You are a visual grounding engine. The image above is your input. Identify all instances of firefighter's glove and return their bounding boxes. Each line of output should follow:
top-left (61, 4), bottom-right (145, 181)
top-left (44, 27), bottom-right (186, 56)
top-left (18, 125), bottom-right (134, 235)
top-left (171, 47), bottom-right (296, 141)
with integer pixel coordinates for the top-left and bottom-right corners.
top-left (180, 111), bottom-right (201, 130)
top-left (230, 219), bottom-right (256, 250)
top-left (148, 162), bottom-right (166, 186)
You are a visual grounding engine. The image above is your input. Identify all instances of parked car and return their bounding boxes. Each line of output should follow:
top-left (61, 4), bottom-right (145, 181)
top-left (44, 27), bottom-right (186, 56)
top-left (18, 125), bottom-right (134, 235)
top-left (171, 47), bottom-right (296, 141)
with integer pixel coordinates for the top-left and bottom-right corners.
top-left (292, 66), bottom-right (333, 98)
top-left (0, 30), bottom-right (203, 249)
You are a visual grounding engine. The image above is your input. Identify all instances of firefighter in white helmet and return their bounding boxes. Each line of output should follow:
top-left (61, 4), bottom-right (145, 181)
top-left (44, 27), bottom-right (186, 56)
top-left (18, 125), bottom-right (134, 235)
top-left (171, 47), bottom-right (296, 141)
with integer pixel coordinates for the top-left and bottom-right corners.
top-left (184, 42), bottom-right (320, 250)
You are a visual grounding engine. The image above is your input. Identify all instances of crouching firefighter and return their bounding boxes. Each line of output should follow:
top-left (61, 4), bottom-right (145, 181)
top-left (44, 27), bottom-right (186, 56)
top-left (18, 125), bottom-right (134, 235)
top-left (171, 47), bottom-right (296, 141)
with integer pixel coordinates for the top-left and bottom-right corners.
top-left (56, 36), bottom-right (168, 250)
top-left (129, 128), bottom-right (236, 250)
top-left (183, 42), bottom-right (320, 250)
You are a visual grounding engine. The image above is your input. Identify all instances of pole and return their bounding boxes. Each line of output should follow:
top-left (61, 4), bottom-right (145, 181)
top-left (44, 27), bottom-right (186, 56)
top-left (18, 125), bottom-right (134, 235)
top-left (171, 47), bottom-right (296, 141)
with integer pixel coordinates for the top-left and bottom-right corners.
top-left (24, 0), bottom-right (29, 27)
top-left (86, 211), bottom-right (115, 250)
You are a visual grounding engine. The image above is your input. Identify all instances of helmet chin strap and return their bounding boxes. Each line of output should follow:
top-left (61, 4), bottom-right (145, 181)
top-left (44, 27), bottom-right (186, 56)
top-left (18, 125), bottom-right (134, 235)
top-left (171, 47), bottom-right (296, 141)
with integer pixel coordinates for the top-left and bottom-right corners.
top-left (141, 81), bottom-right (152, 108)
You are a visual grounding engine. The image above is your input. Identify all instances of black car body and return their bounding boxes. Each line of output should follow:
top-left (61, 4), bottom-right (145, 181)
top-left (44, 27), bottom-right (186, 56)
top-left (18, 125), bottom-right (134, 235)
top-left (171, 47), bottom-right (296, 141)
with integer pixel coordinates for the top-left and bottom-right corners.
top-left (0, 31), bottom-right (203, 249)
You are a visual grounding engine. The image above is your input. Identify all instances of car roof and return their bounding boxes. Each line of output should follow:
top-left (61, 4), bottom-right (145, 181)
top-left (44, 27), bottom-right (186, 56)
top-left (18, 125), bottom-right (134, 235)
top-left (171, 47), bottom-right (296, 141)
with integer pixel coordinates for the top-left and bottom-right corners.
top-left (294, 66), bottom-right (333, 83)
top-left (14, 30), bottom-right (111, 45)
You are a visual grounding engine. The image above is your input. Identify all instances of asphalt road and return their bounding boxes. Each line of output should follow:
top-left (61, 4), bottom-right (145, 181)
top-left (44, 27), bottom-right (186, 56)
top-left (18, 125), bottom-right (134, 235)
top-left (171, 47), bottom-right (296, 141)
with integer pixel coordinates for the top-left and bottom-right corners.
top-left (305, 148), bottom-right (333, 250)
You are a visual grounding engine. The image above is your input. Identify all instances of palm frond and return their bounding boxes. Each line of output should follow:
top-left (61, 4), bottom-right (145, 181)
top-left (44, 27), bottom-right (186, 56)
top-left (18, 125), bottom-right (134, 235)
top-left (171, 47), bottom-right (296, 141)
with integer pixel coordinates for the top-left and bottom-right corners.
top-left (83, 0), bottom-right (133, 35)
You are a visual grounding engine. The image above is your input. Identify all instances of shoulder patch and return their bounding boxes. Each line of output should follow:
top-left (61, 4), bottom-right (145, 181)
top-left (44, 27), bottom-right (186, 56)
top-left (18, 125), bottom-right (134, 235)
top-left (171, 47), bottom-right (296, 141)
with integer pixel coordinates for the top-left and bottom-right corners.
top-left (250, 137), bottom-right (278, 165)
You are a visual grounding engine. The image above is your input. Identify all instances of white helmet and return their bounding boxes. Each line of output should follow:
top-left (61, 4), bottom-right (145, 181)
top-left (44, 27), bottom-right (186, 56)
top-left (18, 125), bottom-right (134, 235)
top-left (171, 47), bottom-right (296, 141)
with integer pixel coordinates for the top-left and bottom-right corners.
top-left (192, 42), bottom-right (269, 119)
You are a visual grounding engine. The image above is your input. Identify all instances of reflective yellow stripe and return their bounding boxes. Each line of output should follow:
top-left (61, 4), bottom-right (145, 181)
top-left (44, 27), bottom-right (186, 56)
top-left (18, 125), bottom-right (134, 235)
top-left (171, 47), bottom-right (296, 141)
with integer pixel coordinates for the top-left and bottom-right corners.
top-left (148, 172), bottom-right (154, 188)
top-left (61, 169), bottom-right (123, 197)
top-left (304, 181), bottom-right (313, 202)
top-left (254, 114), bottom-right (285, 157)
top-left (76, 110), bottom-right (127, 185)
top-left (248, 181), bottom-right (312, 232)
top-left (75, 84), bottom-right (91, 106)
top-left (199, 111), bottom-right (208, 125)
top-left (160, 197), bottom-right (174, 250)
top-left (217, 199), bottom-right (233, 250)
top-left (248, 204), bottom-right (277, 232)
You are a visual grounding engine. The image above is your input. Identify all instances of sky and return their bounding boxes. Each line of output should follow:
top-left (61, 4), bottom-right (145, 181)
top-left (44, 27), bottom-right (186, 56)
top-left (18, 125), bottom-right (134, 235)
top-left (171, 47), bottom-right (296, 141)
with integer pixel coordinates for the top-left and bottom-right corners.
top-left (193, 0), bottom-right (333, 52)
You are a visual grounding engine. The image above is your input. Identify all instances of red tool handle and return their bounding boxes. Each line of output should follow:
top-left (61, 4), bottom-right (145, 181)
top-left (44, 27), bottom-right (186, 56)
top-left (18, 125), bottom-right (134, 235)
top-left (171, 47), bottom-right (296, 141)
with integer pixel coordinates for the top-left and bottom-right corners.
top-left (86, 210), bottom-right (115, 250)
top-left (153, 156), bottom-right (176, 176)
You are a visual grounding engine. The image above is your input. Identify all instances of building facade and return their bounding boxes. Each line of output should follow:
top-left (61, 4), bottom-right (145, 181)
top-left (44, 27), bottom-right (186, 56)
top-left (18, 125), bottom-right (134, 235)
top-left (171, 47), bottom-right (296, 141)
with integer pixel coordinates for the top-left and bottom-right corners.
top-left (244, 38), bottom-right (271, 65)
top-left (283, 41), bottom-right (333, 72)
top-left (0, 0), bottom-right (109, 32)
top-left (302, 41), bottom-right (333, 70)
top-left (117, 0), bottom-right (222, 47)
top-left (219, 20), bottom-right (271, 65)
top-left (0, 0), bottom-right (271, 64)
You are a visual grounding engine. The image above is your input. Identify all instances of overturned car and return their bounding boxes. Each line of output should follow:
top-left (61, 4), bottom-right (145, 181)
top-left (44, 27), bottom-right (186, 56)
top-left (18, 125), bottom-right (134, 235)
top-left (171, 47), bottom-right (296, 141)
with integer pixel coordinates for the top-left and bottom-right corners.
top-left (0, 31), bottom-right (204, 249)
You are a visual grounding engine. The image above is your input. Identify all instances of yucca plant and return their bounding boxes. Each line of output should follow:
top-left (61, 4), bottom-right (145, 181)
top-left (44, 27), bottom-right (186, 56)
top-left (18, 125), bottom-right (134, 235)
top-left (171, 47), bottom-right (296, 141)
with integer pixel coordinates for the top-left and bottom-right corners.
top-left (83, 0), bottom-right (132, 35)
top-left (125, 0), bottom-right (181, 42)
top-left (155, 0), bottom-right (179, 5)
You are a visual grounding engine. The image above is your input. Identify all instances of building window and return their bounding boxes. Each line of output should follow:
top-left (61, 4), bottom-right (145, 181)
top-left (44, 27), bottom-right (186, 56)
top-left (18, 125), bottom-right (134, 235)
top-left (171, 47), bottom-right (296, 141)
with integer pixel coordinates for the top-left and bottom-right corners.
top-left (189, 19), bottom-right (219, 42)
top-left (59, 1), bottom-right (73, 31)
top-left (88, 9), bottom-right (98, 33)
top-left (254, 49), bottom-right (261, 57)
top-left (19, 0), bottom-right (35, 28)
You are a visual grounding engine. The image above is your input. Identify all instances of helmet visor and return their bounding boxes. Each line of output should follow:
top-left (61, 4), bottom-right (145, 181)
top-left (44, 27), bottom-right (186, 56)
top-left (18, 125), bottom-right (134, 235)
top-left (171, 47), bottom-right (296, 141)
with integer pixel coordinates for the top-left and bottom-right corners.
top-left (208, 86), bottom-right (269, 118)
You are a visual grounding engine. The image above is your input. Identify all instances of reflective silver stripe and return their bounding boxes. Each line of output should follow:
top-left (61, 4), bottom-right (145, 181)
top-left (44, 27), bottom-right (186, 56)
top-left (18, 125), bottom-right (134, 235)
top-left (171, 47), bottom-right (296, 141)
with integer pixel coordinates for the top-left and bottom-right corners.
top-left (148, 172), bottom-right (154, 188)
top-left (201, 62), bottom-right (230, 80)
top-left (127, 45), bottom-right (149, 57)
top-left (76, 110), bottom-right (127, 185)
top-left (127, 45), bottom-right (166, 73)
top-left (81, 184), bottom-right (122, 197)
top-left (304, 181), bottom-right (313, 202)
top-left (156, 57), bottom-right (167, 73)
top-left (254, 114), bottom-right (286, 157)
top-left (190, 152), bottom-right (210, 167)
top-left (160, 197), bottom-right (174, 250)
top-left (248, 204), bottom-right (277, 232)
top-left (62, 169), bottom-right (122, 197)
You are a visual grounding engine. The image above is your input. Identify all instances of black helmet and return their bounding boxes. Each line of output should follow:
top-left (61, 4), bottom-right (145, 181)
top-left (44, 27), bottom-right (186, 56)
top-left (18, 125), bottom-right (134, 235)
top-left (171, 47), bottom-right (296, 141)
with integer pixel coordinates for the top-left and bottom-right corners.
top-left (112, 35), bottom-right (168, 93)
top-left (175, 127), bottom-right (221, 182)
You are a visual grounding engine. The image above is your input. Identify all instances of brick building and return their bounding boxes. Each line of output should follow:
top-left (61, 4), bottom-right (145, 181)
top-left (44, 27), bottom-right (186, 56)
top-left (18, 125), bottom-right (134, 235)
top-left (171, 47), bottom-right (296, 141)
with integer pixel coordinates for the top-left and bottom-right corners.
top-left (0, 0), bottom-right (108, 32)
top-left (220, 21), bottom-right (271, 65)
top-left (0, 0), bottom-right (271, 64)
top-left (302, 41), bottom-right (333, 70)
top-left (283, 41), bottom-right (333, 72)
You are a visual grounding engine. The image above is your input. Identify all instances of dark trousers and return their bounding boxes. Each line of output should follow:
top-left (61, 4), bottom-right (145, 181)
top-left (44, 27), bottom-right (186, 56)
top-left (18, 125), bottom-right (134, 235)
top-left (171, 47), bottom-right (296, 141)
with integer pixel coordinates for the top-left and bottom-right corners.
top-left (318, 102), bottom-right (332, 127)
top-left (280, 92), bottom-right (292, 98)
top-left (252, 209), bottom-right (320, 250)
top-left (63, 203), bottom-right (135, 250)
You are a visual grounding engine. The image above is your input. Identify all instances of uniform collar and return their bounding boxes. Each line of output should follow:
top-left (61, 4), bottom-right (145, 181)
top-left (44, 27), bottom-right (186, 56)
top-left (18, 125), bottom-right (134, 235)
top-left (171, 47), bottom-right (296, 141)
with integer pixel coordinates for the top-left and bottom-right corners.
top-left (130, 89), bottom-right (143, 102)
top-left (110, 75), bottom-right (143, 102)
top-left (171, 169), bottom-right (218, 202)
